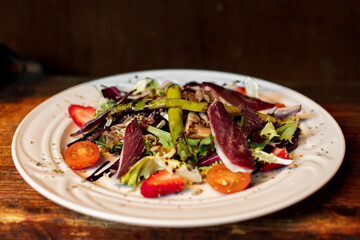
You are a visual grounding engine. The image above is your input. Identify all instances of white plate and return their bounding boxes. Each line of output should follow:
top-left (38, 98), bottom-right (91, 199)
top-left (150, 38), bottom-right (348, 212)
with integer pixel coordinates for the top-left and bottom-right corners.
top-left (12, 69), bottom-right (345, 228)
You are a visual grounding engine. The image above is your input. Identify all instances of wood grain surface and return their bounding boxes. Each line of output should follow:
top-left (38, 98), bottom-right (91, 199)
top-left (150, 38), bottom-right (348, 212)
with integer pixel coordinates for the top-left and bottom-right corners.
top-left (0, 75), bottom-right (359, 240)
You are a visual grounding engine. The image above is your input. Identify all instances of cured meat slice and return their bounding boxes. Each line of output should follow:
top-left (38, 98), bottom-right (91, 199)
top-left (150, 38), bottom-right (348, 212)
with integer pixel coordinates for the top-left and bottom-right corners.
top-left (208, 100), bottom-right (255, 173)
top-left (242, 106), bottom-right (266, 143)
top-left (117, 118), bottom-right (145, 177)
top-left (201, 82), bottom-right (274, 111)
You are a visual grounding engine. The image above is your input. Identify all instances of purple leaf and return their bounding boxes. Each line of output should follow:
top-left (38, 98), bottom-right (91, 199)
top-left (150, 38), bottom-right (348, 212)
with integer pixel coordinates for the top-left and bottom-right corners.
top-left (70, 90), bottom-right (135, 137)
top-left (101, 86), bottom-right (123, 100)
top-left (116, 118), bottom-right (145, 178)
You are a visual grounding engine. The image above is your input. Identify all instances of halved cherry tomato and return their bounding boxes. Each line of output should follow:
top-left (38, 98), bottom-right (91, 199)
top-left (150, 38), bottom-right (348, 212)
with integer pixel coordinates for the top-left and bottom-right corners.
top-left (206, 163), bottom-right (251, 194)
top-left (64, 141), bottom-right (100, 170)
top-left (274, 102), bottom-right (286, 108)
top-left (235, 86), bottom-right (246, 95)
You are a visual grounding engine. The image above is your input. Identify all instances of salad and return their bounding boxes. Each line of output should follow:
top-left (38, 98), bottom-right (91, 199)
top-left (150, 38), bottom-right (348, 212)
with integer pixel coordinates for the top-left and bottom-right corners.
top-left (64, 77), bottom-right (302, 198)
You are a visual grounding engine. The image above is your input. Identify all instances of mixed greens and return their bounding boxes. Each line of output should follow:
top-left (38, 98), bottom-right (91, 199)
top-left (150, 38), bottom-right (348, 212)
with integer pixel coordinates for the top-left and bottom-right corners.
top-left (65, 77), bottom-right (302, 197)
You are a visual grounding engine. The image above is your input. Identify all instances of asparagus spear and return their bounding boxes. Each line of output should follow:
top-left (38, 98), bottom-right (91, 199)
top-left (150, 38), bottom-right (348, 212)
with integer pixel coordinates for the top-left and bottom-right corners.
top-left (108, 97), bottom-right (275, 124)
top-left (109, 98), bottom-right (240, 115)
top-left (166, 84), bottom-right (192, 161)
top-left (108, 98), bottom-right (274, 122)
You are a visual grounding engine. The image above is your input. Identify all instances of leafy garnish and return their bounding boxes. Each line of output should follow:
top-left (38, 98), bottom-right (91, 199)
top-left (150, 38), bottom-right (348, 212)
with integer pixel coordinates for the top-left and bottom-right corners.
top-left (131, 78), bottom-right (163, 96)
top-left (144, 140), bottom-right (156, 156)
top-left (261, 120), bottom-right (279, 139)
top-left (187, 135), bottom-right (215, 158)
top-left (146, 125), bottom-right (174, 149)
top-left (120, 156), bottom-right (202, 188)
top-left (251, 149), bottom-right (293, 165)
top-left (276, 121), bottom-right (298, 143)
top-left (250, 120), bottom-right (277, 150)
top-left (120, 156), bottom-right (163, 188)
top-left (93, 135), bottom-right (123, 153)
top-left (250, 118), bottom-right (299, 150)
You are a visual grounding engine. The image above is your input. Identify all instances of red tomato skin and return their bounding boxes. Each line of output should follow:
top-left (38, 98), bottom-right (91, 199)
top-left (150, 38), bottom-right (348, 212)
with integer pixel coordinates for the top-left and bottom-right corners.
top-left (206, 163), bottom-right (251, 194)
top-left (64, 141), bottom-right (100, 170)
top-left (235, 87), bottom-right (246, 95)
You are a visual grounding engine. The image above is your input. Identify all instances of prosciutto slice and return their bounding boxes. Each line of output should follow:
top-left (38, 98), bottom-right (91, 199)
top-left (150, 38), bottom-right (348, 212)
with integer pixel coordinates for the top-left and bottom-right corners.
top-left (242, 106), bottom-right (265, 137)
top-left (208, 100), bottom-right (255, 173)
top-left (116, 118), bottom-right (145, 177)
top-left (201, 82), bottom-right (274, 111)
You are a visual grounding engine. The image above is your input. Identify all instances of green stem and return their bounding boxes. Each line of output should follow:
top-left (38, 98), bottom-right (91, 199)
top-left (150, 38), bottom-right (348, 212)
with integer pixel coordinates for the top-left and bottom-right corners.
top-left (110, 99), bottom-right (242, 115)
top-left (166, 85), bottom-right (191, 161)
top-left (167, 85), bottom-right (184, 145)
top-left (109, 97), bottom-right (275, 122)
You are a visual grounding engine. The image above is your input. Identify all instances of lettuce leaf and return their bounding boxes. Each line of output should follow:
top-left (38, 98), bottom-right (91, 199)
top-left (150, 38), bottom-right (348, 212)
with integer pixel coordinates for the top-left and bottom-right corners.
top-left (251, 149), bottom-right (293, 165)
top-left (120, 156), bottom-right (202, 188)
top-left (120, 156), bottom-right (163, 188)
top-left (250, 119), bottom-right (299, 150)
top-left (187, 135), bottom-right (214, 159)
top-left (131, 78), bottom-right (163, 96)
top-left (276, 122), bottom-right (298, 143)
top-left (250, 120), bottom-right (277, 150)
top-left (146, 125), bottom-right (174, 149)
top-left (261, 120), bottom-right (279, 139)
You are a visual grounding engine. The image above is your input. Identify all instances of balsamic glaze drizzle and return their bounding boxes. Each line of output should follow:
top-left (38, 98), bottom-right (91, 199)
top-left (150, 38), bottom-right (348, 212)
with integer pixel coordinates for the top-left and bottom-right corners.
top-left (86, 159), bottom-right (120, 182)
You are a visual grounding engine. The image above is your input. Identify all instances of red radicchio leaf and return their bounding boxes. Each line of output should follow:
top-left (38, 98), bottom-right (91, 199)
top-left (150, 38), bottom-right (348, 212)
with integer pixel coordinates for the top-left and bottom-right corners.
top-left (101, 86), bottom-right (123, 101)
top-left (116, 118), bottom-right (145, 178)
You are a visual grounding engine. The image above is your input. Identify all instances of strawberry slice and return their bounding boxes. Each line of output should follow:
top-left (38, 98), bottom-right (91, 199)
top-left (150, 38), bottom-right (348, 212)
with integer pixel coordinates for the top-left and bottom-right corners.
top-left (140, 169), bottom-right (186, 198)
top-left (68, 104), bottom-right (96, 127)
top-left (260, 148), bottom-right (289, 172)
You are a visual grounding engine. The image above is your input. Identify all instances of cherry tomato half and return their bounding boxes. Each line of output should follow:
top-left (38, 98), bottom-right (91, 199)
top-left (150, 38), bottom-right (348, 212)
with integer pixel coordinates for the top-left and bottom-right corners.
top-left (64, 141), bottom-right (100, 170)
top-left (235, 86), bottom-right (246, 95)
top-left (206, 163), bottom-right (251, 194)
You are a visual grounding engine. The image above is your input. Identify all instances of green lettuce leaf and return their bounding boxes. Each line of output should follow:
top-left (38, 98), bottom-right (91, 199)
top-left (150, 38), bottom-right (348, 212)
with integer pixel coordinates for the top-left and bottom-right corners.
top-left (250, 119), bottom-right (299, 150)
top-left (187, 135), bottom-right (214, 159)
top-left (120, 156), bottom-right (202, 188)
top-left (251, 149), bottom-right (293, 165)
top-left (146, 125), bottom-right (174, 149)
top-left (120, 156), bottom-right (163, 188)
top-left (250, 120), bottom-right (278, 150)
top-left (131, 78), bottom-right (163, 96)
top-left (276, 122), bottom-right (298, 143)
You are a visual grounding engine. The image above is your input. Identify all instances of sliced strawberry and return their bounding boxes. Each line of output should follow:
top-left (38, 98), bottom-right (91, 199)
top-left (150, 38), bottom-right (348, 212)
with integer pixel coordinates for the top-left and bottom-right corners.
top-left (260, 148), bottom-right (289, 172)
top-left (140, 169), bottom-right (186, 198)
top-left (68, 104), bottom-right (96, 127)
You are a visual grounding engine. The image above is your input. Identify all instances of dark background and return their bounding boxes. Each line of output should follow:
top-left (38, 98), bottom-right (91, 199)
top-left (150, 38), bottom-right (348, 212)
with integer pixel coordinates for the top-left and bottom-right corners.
top-left (0, 0), bottom-right (359, 107)
top-left (1, 0), bottom-right (359, 86)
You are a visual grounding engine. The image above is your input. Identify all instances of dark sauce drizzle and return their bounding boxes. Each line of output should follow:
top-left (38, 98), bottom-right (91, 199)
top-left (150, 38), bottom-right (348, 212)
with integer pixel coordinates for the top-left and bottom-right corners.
top-left (86, 159), bottom-right (120, 182)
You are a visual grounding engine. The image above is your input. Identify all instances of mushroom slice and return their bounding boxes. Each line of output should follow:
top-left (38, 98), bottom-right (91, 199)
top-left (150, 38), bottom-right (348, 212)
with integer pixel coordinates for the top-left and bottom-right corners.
top-left (185, 112), bottom-right (212, 139)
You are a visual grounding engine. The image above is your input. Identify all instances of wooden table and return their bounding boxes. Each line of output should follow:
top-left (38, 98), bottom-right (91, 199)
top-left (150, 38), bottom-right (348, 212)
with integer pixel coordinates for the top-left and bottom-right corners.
top-left (1, 75), bottom-right (359, 239)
